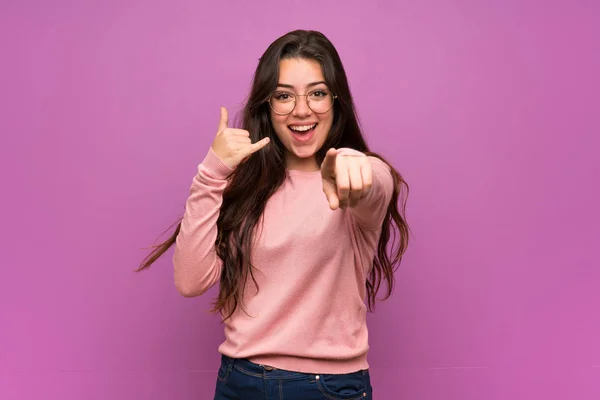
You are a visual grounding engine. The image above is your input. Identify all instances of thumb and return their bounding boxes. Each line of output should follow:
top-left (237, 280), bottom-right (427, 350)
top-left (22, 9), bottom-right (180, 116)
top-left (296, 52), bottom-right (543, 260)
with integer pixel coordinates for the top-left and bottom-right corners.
top-left (322, 181), bottom-right (340, 210)
top-left (218, 107), bottom-right (228, 132)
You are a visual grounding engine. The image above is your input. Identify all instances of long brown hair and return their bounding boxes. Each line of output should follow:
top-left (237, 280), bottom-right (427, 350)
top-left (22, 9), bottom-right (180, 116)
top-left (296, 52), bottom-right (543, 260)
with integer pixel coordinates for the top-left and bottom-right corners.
top-left (138, 30), bottom-right (410, 320)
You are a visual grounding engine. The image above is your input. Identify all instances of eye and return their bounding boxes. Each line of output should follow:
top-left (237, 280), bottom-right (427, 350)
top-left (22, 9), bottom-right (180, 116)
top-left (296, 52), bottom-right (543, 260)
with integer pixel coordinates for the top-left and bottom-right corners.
top-left (310, 89), bottom-right (329, 98)
top-left (273, 91), bottom-right (293, 101)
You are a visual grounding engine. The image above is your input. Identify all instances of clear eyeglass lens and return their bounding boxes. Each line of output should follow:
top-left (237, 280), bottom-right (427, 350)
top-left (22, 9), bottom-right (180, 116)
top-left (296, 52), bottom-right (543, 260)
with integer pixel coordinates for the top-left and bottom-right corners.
top-left (269, 89), bottom-right (334, 114)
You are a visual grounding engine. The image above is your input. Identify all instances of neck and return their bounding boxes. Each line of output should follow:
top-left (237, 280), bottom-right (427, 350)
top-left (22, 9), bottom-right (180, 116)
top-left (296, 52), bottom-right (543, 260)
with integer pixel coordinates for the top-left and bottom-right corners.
top-left (286, 154), bottom-right (319, 172)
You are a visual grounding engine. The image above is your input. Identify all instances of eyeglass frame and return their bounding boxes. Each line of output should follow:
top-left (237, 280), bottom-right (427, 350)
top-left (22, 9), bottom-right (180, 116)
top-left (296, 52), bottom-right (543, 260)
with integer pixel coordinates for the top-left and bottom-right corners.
top-left (267, 88), bottom-right (338, 116)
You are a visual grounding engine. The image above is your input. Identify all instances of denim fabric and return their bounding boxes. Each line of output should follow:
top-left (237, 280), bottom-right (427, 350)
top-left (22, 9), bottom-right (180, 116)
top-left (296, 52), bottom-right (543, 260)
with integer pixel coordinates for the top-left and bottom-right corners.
top-left (213, 355), bottom-right (373, 400)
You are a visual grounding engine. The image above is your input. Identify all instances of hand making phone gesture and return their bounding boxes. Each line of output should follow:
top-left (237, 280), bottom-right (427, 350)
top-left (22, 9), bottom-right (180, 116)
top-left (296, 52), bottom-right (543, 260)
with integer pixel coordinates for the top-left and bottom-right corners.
top-left (211, 107), bottom-right (270, 169)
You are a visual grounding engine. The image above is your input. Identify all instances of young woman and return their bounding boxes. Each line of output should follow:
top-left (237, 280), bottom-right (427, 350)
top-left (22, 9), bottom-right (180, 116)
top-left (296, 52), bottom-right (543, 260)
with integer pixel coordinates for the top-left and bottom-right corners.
top-left (139, 29), bottom-right (409, 400)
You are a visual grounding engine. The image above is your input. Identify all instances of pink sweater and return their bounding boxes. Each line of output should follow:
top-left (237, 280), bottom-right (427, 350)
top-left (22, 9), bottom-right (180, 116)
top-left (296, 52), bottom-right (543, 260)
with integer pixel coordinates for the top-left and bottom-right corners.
top-left (173, 147), bottom-right (394, 374)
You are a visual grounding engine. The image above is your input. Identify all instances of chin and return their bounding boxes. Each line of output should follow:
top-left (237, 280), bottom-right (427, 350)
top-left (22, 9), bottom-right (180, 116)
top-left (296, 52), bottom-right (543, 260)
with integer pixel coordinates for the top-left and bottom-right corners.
top-left (290, 143), bottom-right (322, 159)
top-left (292, 149), bottom-right (317, 159)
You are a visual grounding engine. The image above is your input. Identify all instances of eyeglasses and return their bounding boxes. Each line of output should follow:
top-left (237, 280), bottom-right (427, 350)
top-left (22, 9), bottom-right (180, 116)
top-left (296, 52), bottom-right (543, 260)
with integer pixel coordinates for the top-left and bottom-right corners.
top-left (268, 89), bottom-right (337, 115)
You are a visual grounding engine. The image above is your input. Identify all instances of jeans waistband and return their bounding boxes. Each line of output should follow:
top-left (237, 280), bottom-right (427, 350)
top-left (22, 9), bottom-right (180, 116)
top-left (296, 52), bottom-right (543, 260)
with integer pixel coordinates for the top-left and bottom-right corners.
top-left (221, 354), bottom-right (370, 380)
top-left (221, 354), bottom-right (310, 380)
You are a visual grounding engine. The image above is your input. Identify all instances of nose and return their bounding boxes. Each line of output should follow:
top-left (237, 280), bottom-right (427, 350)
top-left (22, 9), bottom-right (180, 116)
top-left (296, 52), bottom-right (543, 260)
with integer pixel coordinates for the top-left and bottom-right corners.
top-left (292, 95), bottom-right (311, 117)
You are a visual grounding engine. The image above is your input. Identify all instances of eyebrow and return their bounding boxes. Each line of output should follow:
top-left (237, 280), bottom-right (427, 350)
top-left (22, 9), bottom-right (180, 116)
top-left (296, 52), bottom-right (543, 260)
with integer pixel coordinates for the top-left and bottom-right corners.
top-left (276, 81), bottom-right (328, 89)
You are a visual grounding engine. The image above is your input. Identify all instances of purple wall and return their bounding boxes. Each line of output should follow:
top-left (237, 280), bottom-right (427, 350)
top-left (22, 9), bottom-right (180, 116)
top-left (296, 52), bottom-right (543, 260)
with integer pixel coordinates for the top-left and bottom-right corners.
top-left (1, 1), bottom-right (599, 399)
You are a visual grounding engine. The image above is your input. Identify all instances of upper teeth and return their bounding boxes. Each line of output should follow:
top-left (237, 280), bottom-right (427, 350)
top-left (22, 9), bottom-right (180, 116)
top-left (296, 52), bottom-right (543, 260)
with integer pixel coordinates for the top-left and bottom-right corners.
top-left (290, 124), bottom-right (316, 132)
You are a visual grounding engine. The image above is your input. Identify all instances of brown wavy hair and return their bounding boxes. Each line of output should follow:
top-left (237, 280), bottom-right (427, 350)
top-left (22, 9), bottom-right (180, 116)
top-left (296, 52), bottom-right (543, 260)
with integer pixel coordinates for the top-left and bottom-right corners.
top-left (137, 30), bottom-right (410, 321)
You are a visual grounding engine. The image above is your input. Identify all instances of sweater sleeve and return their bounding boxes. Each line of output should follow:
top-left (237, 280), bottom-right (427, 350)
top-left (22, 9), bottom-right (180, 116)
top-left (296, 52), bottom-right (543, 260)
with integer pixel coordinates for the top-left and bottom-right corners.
top-left (172, 148), bottom-right (233, 297)
top-left (337, 148), bottom-right (394, 230)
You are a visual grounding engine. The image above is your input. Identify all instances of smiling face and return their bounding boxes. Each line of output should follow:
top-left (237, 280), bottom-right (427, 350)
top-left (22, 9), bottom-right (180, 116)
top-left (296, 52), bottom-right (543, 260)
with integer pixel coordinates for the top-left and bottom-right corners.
top-left (269, 58), bottom-right (335, 171)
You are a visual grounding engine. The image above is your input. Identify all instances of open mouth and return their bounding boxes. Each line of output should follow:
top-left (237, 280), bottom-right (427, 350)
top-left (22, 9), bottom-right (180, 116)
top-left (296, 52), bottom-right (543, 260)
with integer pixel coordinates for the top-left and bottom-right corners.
top-left (288, 123), bottom-right (318, 141)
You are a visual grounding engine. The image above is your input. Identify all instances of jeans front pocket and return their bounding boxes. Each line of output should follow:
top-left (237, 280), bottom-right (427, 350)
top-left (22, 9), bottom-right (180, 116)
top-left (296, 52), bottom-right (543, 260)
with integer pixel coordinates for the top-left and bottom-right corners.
top-left (217, 357), bottom-right (233, 383)
top-left (315, 370), bottom-right (369, 400)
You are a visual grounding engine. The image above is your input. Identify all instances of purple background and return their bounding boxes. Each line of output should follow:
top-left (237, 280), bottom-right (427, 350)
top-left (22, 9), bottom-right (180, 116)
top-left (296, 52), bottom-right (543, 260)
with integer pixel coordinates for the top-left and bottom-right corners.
top-left (1, 1), bottom-right (599, 399)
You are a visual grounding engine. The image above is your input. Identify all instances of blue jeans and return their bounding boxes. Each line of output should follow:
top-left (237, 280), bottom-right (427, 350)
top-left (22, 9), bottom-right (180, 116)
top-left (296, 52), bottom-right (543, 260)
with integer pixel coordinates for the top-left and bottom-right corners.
top-left (214, 355), bottom-right (373, 399)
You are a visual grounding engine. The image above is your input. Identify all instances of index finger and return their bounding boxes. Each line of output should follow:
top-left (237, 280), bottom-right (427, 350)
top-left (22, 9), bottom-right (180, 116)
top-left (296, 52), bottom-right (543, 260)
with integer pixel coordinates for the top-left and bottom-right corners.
top-left (320, 148), bottom-right (338, 176)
